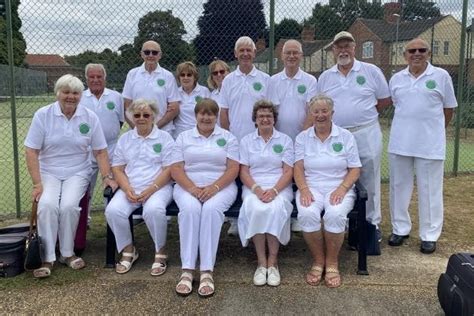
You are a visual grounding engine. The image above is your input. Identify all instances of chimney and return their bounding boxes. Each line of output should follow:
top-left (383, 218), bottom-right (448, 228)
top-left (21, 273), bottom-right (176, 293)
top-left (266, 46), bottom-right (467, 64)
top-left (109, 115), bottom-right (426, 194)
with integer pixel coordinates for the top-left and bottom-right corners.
top-left (301, 25), bottom-right (315, 43)
top-left (256, 38), bottom-right (266, 53)
top-left (384, 2), bottom-right (401, 24)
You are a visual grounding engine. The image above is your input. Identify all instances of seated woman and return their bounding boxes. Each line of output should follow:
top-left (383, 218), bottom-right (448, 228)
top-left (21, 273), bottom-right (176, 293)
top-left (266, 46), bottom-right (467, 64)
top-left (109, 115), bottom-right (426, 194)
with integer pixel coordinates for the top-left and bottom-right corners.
top-left (294, 94), bottom-right (361, 288)
top-left (105, 99), bottom-right (175, 275)
top-left (171, 98), bottom-right (239, 297)
top-left (173, 61), bottom-right (211, 138)
top-left (238, 100), bottom-right (294, 287)
top-left (24, 74), bottom-right (117, 278)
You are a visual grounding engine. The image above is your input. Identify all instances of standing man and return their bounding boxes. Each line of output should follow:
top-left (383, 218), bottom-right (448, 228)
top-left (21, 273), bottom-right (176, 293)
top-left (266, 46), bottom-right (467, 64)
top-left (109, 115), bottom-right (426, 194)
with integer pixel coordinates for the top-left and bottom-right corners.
top-left (317, 31), bottom-right (391, 253)
top-left (122, 40), bottom-right (180, 134)
top-left (81, 63), bottom-right (122, 216)
top-left (220, 36), bottom-right (270, 235)
top-left (268, 39), bottom-right (318, 232)
top-left (388, 38), bottom-right (457, 254)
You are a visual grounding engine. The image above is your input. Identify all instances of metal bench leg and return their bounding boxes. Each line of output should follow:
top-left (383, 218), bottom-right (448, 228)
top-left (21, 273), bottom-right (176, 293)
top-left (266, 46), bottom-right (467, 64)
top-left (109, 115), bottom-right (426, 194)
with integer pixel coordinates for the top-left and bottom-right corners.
top-left (357, 198), bottom-right (369, 275)
top-left (105, 224), bottom-right (116, 268)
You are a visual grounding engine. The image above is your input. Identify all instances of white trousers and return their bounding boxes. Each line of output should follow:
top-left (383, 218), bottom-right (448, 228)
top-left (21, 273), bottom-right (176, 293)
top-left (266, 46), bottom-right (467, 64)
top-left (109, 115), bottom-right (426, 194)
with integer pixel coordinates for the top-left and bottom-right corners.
top-left (389, 154), bottom-right (444, 241)
top-left (296, 187), bottom-right (356, 234)
top-left (105, 185), bottom-right (172, 253)
top-left (38, 174), bottom-right (89, 262)
top-left (174, 183), bottom-right (237, 271)
top-left (352, 122), bottom-right (382, 226)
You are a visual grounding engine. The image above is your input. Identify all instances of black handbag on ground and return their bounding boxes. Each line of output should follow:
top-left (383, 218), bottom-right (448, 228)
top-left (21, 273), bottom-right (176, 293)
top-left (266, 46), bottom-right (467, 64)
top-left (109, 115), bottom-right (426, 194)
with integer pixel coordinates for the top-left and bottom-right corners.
top-left (437, 253), bottom-right (474, 316)
top-left (0, 233), bottom-right (27, 277)
top-left (24, 201), bottom-right (44, 271)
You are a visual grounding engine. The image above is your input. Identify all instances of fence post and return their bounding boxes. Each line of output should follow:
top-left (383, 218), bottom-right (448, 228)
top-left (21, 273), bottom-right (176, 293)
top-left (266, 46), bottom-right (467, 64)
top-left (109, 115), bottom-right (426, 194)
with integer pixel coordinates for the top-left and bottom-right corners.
top-left (268, 0), bottom-right (275, 75)
top-left (5, 0), bottom-right (21, 217)
top-left (453, 0), bottom-right (469, 176)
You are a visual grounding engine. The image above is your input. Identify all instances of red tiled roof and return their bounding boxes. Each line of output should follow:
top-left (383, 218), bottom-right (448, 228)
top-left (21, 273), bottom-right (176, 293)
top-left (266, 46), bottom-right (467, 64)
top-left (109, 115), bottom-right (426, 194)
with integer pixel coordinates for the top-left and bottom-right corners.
top-left (24, 54), bottom-right (71, 67)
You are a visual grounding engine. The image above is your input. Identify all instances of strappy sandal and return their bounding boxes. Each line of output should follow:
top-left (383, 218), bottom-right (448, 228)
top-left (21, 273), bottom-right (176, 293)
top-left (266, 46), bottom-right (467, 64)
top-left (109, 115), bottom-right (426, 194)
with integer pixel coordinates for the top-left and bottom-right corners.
top-left (150, 254), bottom-right (168, 276)
top-left (176, 271), bottom-right (193, 296)
top-left (198, 272), bottom-right (215, 298)
top-left (33, 262), bottom-right (53, 279)
top-left (325, 267), bottom-right (342, 288)
top-left (59, 256), bottom-right (86, 270)
top-left (306, 265), bottom-right (324, 286)
top-left (115, 248), bottom-right (139, 274)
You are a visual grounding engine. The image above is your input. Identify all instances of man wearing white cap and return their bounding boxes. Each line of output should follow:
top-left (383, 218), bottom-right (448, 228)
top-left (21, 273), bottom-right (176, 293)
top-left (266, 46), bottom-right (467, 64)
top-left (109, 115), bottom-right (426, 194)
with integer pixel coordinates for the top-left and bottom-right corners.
top-left (317, 31), bottom-right (391, 253)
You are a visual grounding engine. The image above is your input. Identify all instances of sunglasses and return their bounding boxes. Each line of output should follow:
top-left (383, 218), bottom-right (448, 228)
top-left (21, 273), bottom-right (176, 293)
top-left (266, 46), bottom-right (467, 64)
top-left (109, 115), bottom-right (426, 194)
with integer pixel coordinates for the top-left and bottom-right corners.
top-left (133, 113), bottom-right (151, 119)
top-left (407, 48), bottom-right (428, 54)
top-left (142, 50), bottom-right (160, 56)
top-left (212, 70), bottom-right (226, 76)
top-left (179, 73), bottom-right (194, 78)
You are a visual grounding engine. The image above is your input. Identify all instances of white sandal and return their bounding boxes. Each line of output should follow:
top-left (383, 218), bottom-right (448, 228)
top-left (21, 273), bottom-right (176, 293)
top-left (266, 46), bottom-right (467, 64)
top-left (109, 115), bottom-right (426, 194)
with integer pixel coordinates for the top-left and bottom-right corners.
top-left (198, 272), bottom-right (215, 298)
top-left (176, 271), bottom-right (193, 296)
top-left (150, 254), bottom-right (168, 276)
top-left (115, 248), bottom-right (139, 274)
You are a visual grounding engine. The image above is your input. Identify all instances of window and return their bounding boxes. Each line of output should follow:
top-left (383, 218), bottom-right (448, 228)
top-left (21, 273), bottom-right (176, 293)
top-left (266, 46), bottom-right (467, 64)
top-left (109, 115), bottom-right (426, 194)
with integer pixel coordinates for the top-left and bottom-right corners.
top-left (433, 40), bottom-right (439, 55)
top-left (362, 41), bottom-right (373, 59)
top-left (443, 41), bottom-right (449, 55)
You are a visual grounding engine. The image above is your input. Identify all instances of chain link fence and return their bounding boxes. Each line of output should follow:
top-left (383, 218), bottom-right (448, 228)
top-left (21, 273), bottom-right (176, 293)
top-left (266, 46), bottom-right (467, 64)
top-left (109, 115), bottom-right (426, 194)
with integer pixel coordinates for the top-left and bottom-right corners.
top-left (0, 0), bottom-right (472, 217)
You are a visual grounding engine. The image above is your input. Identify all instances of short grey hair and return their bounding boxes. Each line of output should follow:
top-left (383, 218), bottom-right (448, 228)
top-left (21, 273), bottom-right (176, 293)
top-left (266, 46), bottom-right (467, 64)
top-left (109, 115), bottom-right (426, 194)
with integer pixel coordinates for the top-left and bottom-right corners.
top-left (85, 63), bottom-right (107, 79)
top-left (282, 39), bottom-right (303, 54)
top-left (309, 94), bottom-right (334, 112)
top-left (54, 74), bottom-right (84, 96)
top-left (234, 36), bottom-right (256, 51)
top-left (126, 99), bottom-right (159, 123)
top-left (404, 38), bottom-right (430, 53)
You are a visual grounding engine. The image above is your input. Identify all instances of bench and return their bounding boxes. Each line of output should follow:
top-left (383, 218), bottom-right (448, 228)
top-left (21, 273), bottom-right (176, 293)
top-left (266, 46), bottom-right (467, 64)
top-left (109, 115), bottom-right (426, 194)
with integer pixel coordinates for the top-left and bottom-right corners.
top-left (104, 183), bottom-right (369, 275)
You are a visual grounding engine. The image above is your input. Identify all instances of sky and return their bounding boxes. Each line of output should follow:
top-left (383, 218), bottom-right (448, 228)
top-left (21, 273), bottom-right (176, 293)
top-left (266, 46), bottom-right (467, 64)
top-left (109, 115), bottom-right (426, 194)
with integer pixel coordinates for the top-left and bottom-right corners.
top-left (18, 0), bottom-right (473, 56)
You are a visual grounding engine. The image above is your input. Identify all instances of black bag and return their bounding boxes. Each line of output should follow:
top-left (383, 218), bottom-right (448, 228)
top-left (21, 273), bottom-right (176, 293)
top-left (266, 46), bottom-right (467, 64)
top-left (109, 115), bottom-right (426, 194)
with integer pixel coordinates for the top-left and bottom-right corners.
top-left (0, 234), bottom-right (27, 277)
top-left (24, 201), bottom-right (44, 271)
top-left (437, 253), bottom-right (474, 316)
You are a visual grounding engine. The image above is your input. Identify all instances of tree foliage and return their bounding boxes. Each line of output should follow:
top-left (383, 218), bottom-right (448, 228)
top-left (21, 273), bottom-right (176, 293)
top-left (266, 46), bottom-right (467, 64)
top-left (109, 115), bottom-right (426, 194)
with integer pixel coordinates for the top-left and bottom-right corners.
top-left (0, 0), bottom-right (26, 66)
top-left (194, 0), bottom-right (266, 65)
top-left (274, 18), bottom-right (303, 44)
top-left (402, 0), bottom-right (441, 21)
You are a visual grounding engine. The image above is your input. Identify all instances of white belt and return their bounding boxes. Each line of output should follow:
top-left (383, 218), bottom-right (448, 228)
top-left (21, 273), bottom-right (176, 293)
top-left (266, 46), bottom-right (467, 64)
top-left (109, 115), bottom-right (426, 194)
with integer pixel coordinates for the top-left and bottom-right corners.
top-left (346, 120), bottom-right (378, 133)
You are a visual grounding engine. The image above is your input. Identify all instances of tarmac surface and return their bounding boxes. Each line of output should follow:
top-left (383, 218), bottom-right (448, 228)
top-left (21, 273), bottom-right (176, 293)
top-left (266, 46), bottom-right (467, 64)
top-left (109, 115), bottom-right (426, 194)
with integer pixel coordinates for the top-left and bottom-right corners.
top-left (2, 219), bottom-right (472, 315)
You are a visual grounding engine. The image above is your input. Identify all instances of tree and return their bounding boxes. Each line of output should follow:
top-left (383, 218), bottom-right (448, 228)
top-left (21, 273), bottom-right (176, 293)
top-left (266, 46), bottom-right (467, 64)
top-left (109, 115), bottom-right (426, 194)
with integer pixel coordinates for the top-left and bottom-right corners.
top-left (194, 0), bottom-right (267, 65)
top-left (133, 10), bottom-right (194, 68)
top-left (274, 18), bottom-right (303, 44)
top-left (402, 0), bottom-right (440, 21)
top-left (0, 0), bottom-right (26, 66)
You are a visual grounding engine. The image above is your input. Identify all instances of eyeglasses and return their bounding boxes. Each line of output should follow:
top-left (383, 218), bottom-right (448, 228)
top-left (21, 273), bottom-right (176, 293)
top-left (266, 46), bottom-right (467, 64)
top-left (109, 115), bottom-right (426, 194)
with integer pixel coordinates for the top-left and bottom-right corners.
top-left (133, 113), bottom-right (152, 119)
top-left (142, 50), bottom-right (161, 56)
top-left (256, 114), bottom-right (274, 120)
top-left (179, 73), bottom-right (194, 78)
top-left (407, 48), bottom-right (428, 54)
top-left (212, 69), bottom-right (226, 76)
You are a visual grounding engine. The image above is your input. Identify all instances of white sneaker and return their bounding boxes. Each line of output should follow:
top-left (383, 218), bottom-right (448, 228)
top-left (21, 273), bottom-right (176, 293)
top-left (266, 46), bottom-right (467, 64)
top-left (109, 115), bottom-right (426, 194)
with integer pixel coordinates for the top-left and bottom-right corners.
top-left (267, 266), bottom-right (280, 286)
top-left (291, 218), bottom-right (302, 232)
top-left (227, 219), bottom-right (239, 236)
top-left (253, 266), bottom-right (267, 286)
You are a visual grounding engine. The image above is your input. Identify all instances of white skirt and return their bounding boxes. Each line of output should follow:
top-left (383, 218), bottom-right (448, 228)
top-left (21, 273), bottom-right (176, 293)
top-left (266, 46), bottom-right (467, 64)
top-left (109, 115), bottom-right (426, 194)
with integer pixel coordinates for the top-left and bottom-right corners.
top-left (238, 189), bottom-right (293, 247)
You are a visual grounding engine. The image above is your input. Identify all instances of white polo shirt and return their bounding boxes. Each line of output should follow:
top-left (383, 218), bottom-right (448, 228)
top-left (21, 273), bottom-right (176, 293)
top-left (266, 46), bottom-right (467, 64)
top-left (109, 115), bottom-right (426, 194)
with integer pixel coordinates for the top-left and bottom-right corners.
top-left (171, 126), bottom-right (239, 187)
top-left (173, 84), bottom-right (211, 138)
top-left (122, 63), bottom-right (181, 133)
top-left (295, 124), bottom-right (361, 191)
top-left (240, 128), bottom-right (294, 188)
top-left (112, 126), bottom-right (175, 193)
top-left (388, 63), bottom-right (457, 160)
top-left (317, 60), bottom-right (390, 128)
top-left (269, 68), bottom-right (318, 140)
top-left (219, 66), bottom-right (270, 140)
top-left (24, 102), bottom-right (107, 180)
top-left (81, 88), bottom-right (124, 154)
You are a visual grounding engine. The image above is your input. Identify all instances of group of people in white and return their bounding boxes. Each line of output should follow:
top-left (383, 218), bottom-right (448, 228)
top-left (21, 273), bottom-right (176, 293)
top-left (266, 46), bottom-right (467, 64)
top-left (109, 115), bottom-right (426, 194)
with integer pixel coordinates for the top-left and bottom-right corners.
top-left (24, 30), bottom-right (457, 298)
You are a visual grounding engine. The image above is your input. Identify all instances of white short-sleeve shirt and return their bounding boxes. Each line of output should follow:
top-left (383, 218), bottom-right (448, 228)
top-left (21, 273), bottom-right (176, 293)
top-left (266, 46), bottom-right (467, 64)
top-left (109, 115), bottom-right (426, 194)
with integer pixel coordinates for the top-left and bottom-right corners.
top-left (268, 68), bottom-right (318, 140)
top-left (122, 63), bottom-right (181, 133)
top-left (24, 102), bottom-right (107, 180)
top-left (388, 63), bottom-right (457, 160)
top-left (317, 60), bottom-right (390, 128)
top-left (219, 66), bottom-right (270, 140)
top-left (173, 84), bottom-right (211, 138)
top-left (240, 128), bottom-right (294, 188)
top-left (171, 126), bottom-right (239, 186)
top-left (295, 124), bottom-right (361, 191)
top-left (112, 126), bottom-right (175, 193)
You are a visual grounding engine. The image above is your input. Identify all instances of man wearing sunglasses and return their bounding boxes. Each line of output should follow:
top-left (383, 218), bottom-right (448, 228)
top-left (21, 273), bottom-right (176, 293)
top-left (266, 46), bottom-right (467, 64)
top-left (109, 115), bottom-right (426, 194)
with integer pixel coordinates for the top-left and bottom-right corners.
top-left (317, 31), bottom-right (391, 254)
top-left (122, 40), bottom-right (181, 134)
top-left (387, 38), bottom-right (457, 254)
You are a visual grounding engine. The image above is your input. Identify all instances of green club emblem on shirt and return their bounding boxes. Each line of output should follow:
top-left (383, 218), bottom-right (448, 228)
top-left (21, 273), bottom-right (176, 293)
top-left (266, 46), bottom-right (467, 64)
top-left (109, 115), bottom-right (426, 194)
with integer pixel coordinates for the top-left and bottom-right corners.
top-left (297, 84), bottom-right (307, 94)
top-left (253, 82), bottom-right (263, 91)
top-left (332, 142), bottom-right (343, 153)
top-left (153, 143), bottom-right (162, 153)
top-left (356, 75), bottom-right (366, 85)
top-left (195, 96), bottom-right (203, 103)
top-left (216, 138), bottom-right (226, 147)
top-left (426, 80), bottom-right (436, 90)
top-left (157, 79), bottom-right (165, 87)
top-left (79, 123), bottom-right (90, 135)
top-left (106, 101), bottom-right (115, 110)
top-left (273, 144), bottom-right (284, 154)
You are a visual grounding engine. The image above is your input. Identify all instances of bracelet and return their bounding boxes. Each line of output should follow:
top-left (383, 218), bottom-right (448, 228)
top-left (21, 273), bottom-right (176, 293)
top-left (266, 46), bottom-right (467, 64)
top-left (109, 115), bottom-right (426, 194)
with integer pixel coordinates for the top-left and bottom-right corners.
top-left (153, 183), bottom-right (160, 190)
top-left (102, 173), bottom-right (113, 181)
top-left (340, 183), bottom-right (350, 190)
top-left (33, 183), bottom-right (42, 188)
top-left (213, 184), bottom-right (220, 192)
top-left (272, 187), bottom-right (279, 195)
top-left (251, 183), bottom-right (260, 193)
top-left (299, 186), bottom-right (309, 191)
